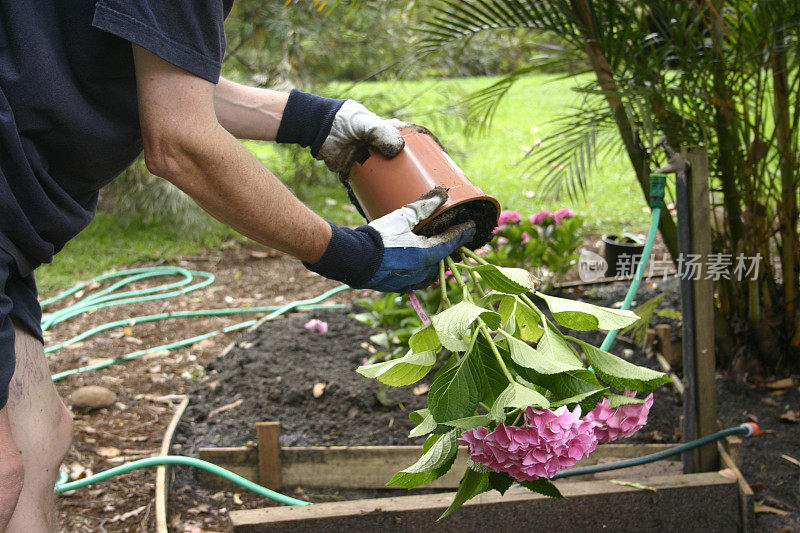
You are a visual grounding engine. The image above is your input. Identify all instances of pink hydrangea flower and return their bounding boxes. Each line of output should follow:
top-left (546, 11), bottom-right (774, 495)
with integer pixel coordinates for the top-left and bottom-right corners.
top-left (459, 406), bottom-right (598, 481)
top-left (497, 210), bottom-right (521, 226)
top-left (552, 207), bottom-right (576, 225)
top-left (529, 210), bottom-right (552, 224)
top-left (521, 231), bottom-right (532, 244)
top-left (303, 319), bottom-right (329, 334)
top-left (584, 390), bottom-right (654, 443)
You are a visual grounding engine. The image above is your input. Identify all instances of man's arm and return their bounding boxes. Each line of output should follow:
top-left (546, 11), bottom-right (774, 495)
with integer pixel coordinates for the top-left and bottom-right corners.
top-left (132, 45), bottom-right (331, 263)
top-left (213, 78), bottom-right (289, 141)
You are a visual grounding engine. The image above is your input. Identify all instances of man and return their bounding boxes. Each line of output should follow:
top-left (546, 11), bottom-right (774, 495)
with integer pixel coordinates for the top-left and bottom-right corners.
top-left (0, 1), bottom-right (474, 530)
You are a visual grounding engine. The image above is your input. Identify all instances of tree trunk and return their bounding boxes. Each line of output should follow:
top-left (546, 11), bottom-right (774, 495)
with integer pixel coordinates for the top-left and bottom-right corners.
top-left (772, 30), bottom-right (800, 348)
top-left (569, 0), bottom-right (679, 262)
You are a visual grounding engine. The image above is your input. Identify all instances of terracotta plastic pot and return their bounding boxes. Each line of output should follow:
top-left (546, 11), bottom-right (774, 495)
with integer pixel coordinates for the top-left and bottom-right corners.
top-left (348, 125), bottom-right (500, 250)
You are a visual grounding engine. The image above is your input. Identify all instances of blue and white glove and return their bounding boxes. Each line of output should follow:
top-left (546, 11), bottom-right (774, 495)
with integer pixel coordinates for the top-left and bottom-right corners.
top-left (306, 188), bottom-right (475, 293)
top-left (276, 89), bottom-right (406, 173)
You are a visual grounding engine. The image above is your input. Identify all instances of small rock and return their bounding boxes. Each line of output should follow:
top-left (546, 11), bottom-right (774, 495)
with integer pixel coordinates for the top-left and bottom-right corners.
top-left (70, 386), bottom-right (116, 409)
top-left (312, 382), bottom-right (326, 398)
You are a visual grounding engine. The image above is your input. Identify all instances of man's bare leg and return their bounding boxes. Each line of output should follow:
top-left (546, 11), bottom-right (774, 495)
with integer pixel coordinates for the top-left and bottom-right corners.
top-left (4, 319), bottom-right (72, 532)
top-left (0, 409), bottom-right (24, 531)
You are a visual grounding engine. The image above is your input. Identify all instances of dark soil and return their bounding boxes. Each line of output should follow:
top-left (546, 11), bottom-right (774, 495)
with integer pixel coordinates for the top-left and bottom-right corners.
top-left (173, 307), bottom-right (432, 453)
top-left (419, 198), bottom-right (499, 250)
top-left (50, 241), bottom-right (360, 532)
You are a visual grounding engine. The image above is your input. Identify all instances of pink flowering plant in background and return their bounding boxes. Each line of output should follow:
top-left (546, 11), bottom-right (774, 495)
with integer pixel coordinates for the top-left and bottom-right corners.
top-left (355, 248), bottom-right (670, 518)
top-left (488, 208), bottom-right (584, 290)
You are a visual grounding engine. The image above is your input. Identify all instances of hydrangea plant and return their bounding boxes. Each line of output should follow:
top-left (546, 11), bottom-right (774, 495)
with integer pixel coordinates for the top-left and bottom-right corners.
top-left (356, 247), bottom-right (668, 518)
top-left (488, 208), bottom-right (584, 290)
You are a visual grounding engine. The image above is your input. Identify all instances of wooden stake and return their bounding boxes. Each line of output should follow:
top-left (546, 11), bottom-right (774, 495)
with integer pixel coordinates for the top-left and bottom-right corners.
top-left (256, 422), bottom-right (282, 489)
top-left (679, 146), bottom-right (719, 473)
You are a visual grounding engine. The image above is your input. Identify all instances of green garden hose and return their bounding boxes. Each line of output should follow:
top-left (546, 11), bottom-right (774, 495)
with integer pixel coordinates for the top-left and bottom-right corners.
top-left (600, 174), bottom-right (667, 352)
top-left (44, 267), bottom-right (350, 381)
top-left (54, 456), bottom-right (310, 505)
top-left (56, 423), bottom-right (758, 502)
top-left (552, 422), bottom-right (758, 479)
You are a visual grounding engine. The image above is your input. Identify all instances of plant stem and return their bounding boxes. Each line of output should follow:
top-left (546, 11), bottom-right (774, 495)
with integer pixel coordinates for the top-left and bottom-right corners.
top-left (520, 293), bottom-right (564, 337)
top-left (466, 268), bottom-right (488, 296)
top-left (438, 260), bottom-right (450, 310)
top-left (460, 247), bottom-right (489, 265)
top-left (445, 256), bottom-right (467, 292)
top-left (477, 318), bottom-right (514, 384)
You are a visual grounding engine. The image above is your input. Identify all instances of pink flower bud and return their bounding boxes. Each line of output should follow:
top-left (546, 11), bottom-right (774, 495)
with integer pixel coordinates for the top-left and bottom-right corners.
top-left (521, 231), bottom-right (531, 244)
top-left (303, 319), bottom-right (329, 334)
top-left (498, 210), bottom-right (522, 226)
top-left (584, 390), bottom-right (654, 443)
top-left (529, 210), bottom-right (552, 224)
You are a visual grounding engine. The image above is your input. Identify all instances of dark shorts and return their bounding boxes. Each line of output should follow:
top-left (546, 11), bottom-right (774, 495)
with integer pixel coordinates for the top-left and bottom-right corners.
top-left (0, 248), bottom-right (43, 411)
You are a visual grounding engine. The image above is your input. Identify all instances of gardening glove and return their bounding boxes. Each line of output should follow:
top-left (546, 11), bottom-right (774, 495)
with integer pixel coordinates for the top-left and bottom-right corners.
top-left (275, 89), bottom-right (407, 174)
top-left (305, 187), bottom-right (475, 293)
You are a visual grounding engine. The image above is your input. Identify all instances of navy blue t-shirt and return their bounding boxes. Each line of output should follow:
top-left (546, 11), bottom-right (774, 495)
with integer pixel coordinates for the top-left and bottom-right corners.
top-left (0, 0), bottom-right (234, 276)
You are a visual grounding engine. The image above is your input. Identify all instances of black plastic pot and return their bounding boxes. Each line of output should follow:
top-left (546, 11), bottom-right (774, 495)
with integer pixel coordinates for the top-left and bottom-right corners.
top-left (602, 234), bottom-right (645, 277)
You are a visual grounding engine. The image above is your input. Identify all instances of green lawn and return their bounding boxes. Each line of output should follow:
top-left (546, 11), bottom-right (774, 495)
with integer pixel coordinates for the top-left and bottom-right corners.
top-left (36, 73), bottom-right (647, 295)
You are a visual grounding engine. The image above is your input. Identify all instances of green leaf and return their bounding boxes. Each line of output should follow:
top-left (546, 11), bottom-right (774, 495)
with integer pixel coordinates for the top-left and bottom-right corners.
top-left (489, 381), bottom-right (549, 421)
top-left (508, 381), bottom-right (550, 409)
top-left (469, 264), bottom-right (539, 295)
top-left (520, 478), bottom-right (564, 499)
top-left (428, 352), bottom-right (482, 422)
top-left (473, 334), bottom-right (510, 406)
top-left (608, 479), bottom-right (657, 492)
top-left (501, 330), bottom-right (583, 374)
top-left (497, 296), bottom-right (517, 334)
top-left (409, 324), bottom-right (441, 353)
top-left (409, 411), bottom-right (437, 438)
top-left (571, 338), bottom-right (671, 392)
top-left (608, 394), bottom-right (645, 408)
top-left (438, 467), bottom-right (491, 520)
top-left (387, 430), bottom-right (459, 489)
top-left (489, 471), bottom-right (515, 495)
top-left (515, 301), bottom-right (543, 342)
top-left (356, 350), bottom-right (436, 386)
top-left (409, 408), bottom-right (428, 426)
top-left (537, 320), bottom-right (583, 366)
top-left (440, 414), bottom-right (490, 430)
top-left (432, 301), bottom-right (501, 352)
top-left (530, 370), bottom-right (606, 411)
top-left (536, 292), bottom-right (639, 331)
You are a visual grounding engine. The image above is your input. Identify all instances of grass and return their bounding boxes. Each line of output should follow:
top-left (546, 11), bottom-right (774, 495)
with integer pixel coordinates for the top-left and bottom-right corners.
top-left (35, 213), bottom-right (238, 296)
top-left (36, 73), bottom-right (647, 295)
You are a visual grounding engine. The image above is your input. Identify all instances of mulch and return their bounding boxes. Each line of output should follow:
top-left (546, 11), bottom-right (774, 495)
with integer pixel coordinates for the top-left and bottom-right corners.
top-left (51, 240), bottom-right (356, 532)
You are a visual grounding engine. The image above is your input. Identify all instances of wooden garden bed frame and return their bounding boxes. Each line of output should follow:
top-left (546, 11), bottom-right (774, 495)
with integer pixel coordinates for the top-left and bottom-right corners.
top-left (171, 420), bottom-right (753, 533)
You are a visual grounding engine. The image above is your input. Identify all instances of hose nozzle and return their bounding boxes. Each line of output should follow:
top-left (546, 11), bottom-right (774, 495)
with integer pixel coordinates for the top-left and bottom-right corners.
top-left (654, 136), bottom-right (687, 174)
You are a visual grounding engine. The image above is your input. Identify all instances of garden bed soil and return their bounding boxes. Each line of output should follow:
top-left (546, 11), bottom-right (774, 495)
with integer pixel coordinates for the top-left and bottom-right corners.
top-left (175, 279), bottom-right (799, 532)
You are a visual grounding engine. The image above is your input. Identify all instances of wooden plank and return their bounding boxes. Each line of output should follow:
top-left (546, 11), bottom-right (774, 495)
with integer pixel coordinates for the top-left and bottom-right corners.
top-left (230, 472), bottom-right (740, 533)
top-left (257, 422), bottom-right (282, 489)
top-left (196, 443), bottom-right (677, 489)
top-left (155, 396), bottom-right (189, 533)
top-left (683, 145), bottom-right (719, 472)
top-left (718, 443), bottom-right (754, 533)
top-left (198, 447), bottom-right (259, 489)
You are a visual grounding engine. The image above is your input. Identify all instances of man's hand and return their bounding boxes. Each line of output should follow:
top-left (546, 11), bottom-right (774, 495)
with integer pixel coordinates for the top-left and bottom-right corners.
top-left (317, 100), bottom-right (407, 174)
top-left (307, 188), bottom-right (475, 293)
top-left (274, 90), bottom-right (407, 175)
